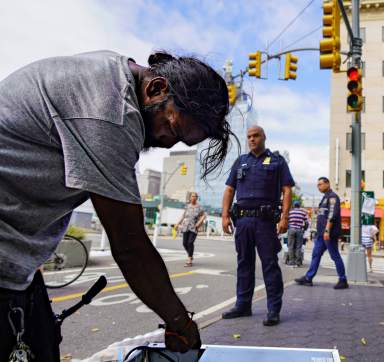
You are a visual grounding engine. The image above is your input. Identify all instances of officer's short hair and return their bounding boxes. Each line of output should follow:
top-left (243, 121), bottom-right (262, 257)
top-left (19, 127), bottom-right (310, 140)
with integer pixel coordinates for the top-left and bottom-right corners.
top-left (318, 177), bottom-right (330, 184)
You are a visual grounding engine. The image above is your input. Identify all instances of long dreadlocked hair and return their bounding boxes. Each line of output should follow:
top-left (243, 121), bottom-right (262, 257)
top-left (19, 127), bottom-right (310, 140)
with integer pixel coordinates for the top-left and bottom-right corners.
top-left (148, 51), bottom-right (240, 181)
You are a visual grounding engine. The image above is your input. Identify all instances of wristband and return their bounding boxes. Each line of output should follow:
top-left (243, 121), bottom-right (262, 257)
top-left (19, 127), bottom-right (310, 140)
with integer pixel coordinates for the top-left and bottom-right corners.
top-left (159, 311), bottom-right (195, 347)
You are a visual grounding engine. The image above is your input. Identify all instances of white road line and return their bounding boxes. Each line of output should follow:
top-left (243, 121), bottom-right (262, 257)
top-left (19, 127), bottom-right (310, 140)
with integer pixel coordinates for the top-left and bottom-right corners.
top-left (81, 284), bottom-right (266, 362)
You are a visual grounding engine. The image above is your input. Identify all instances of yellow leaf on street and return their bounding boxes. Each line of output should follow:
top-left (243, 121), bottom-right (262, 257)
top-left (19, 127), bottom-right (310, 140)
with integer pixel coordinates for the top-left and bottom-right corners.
top-left (361, 337), bottom-right (367, 345)
top-left (233, 334), bottom-right (241, 339)
top-left (91, 327), bottom-right (100, 332)
top-left (60, 354), bottom-right (72, 360)
top-left (340, 355), bottom-right (346, 360)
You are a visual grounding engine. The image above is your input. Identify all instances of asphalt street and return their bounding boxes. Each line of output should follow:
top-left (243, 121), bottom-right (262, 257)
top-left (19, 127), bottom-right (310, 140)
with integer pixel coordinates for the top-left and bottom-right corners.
top-left (47, 236), bottom-right (332, 360)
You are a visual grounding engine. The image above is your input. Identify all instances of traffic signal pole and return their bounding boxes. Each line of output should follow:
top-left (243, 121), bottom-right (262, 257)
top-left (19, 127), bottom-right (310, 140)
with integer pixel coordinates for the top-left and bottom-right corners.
top-left (346, 0), bottom-right (367, 282)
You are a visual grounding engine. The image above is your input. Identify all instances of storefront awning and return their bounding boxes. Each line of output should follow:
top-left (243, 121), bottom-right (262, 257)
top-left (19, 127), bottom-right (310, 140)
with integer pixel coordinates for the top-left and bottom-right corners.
top-left (341, 208), bottom-right (383, 218)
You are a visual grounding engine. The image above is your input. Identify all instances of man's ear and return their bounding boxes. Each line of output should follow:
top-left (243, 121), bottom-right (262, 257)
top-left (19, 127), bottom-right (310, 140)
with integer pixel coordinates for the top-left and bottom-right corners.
top-left (145, 77), bottom-right (168, 100)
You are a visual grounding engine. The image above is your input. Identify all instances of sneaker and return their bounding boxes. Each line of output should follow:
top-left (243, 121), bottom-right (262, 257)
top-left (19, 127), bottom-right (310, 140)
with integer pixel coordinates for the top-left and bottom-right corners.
top-left (263, 312), bottom-right (280, 326)
top-left (334, 279), bottom-right (349, 290)
top-left (222, 306), bottom-right (252, 319)
top-left (294, 276), bottom-right (313, 286)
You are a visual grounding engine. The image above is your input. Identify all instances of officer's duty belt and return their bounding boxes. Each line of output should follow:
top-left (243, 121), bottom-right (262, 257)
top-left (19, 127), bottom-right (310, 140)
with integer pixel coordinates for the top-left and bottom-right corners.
top-left (238, 206), bottom-right (276, 218)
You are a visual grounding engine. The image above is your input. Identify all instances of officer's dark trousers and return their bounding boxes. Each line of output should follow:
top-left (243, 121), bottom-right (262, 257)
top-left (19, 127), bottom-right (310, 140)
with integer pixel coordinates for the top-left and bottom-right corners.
top-left (0, 271), bottom-right (60, 362)
top-left (234, 216), bottom-right (283, 314)
top-left (306, 236), bottom-right (347, 281)
top-left (183, 231), bottom-right (197, 258)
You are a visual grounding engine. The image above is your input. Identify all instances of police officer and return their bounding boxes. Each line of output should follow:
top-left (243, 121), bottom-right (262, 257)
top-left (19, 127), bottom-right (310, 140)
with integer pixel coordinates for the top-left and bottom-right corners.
top-left (221, 126), bottom-right (294, 326)
top-left (295, 177), bottom-right (349, 289)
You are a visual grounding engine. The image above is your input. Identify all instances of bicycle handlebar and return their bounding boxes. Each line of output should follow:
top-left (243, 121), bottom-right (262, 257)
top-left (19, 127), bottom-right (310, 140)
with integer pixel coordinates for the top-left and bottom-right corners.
top-left (55, 275), bottom-right (107, 325)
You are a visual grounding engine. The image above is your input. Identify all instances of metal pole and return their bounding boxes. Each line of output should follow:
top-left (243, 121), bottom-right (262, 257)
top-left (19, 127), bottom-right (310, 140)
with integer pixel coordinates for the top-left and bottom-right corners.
top-left (347, 0), bottom-right (367, 282)
top-left (153, 179), bottom-right (165, 247)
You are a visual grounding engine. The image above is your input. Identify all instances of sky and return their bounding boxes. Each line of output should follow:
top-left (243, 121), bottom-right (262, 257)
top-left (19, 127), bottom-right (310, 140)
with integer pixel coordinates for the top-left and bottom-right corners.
top-left (0, 0), bottom-right (331, 197)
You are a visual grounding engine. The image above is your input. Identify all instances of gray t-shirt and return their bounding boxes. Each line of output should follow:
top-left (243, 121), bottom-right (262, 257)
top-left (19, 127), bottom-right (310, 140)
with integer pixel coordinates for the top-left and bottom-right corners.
top-left (0, 50), bottom-right (145, 290)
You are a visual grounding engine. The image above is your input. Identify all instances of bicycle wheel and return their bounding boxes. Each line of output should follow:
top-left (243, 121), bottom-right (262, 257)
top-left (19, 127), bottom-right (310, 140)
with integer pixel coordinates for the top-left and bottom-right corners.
top-left (44, 235), bottom-right (89, 288)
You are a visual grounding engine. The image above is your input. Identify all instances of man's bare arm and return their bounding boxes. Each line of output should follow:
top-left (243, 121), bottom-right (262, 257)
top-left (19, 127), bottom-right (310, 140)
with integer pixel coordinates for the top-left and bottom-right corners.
top-left (277, 186), bottom-right (292, 234)
top-left (90, 193), bottom-right (190, 330)
top-left (222, 186), bottom-right (235, 234)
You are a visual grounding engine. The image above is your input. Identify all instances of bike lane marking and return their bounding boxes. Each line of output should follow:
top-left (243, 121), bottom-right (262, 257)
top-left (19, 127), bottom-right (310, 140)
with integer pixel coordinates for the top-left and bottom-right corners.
top-left (51, 271), bottom-right (195, 303)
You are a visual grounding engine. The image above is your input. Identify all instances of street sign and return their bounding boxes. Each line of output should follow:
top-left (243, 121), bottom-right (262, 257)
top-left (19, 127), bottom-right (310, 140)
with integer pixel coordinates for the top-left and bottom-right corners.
top-left (361, 191), bottom-right (375, 225)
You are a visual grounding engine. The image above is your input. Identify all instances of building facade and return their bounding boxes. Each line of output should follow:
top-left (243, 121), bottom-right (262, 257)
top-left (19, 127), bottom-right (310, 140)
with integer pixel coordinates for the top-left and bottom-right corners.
top-left (330, 0), bottom-right (384, 200)
top-left (162, 150), bottom-right (196, 202)
top-left (194, 94), bottom-right (258, 210)
top-left (137, 169), bottom-right (161, 197)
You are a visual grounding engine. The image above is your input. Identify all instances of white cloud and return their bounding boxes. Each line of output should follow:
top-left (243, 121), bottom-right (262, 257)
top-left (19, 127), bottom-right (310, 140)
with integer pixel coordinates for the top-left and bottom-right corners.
top-left (269, 142), bottom-right (329, 186)
top-left (244, 80), bottom-right (329, 135)
top-left (0, 0), bottom-right (153, 80)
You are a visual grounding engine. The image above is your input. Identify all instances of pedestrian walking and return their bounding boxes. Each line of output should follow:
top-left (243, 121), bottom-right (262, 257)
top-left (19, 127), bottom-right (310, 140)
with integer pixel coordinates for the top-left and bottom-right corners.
top-left (221, 126), bottom-right (295, 326)
top-left (0, 50), bottom-right (236, 360)
top-left (287, 200), bottom-right (309, 267)
top-left (362, 224), bottom-right (379, 272)
top-left (295, 177), bottom-right (349, 289)
top-left (176, 192), bottom-right (206, 267)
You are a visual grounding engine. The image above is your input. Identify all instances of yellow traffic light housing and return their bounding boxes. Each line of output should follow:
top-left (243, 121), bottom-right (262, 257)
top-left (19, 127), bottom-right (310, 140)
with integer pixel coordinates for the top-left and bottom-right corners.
top-left (320, 0), bottom-right (341, 71)
top-left (248, 51), bottom-right (261, 78)
top-left (227, 83), bottom-right (237, 106)
top-left (180, 164), bottom-right (187, 176)
top-left (347, 66), bottom-right (362, 112)
top-left (284, 53), bottom-right (298, 80)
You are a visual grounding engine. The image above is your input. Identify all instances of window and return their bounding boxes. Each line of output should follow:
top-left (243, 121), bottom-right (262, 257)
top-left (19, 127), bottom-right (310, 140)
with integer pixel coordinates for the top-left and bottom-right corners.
top-left (382, 60), bottom-right (384, 76)
top-left (361, 61), bottom-right (365, 77)
top-left (362, 96), bottom-right (366, 113)
top-left (382, 26), bottom-right (384, 42)
top-left (346, 133), bottom-right (352, 150)
top-left (360, 27), bottom-right (366, 43)
top-left (346, 132), bottom-right (365, 151)
top-left (346, 170), bottom-right (365, 188)
top-left (383, 96), bottom-right (384, 113)
top-left (346, 170), bottom-right (351, 188)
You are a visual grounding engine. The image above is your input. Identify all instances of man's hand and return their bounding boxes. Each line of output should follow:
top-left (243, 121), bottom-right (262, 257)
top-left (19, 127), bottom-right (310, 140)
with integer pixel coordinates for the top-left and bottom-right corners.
top-left (164, 320), bottom-right (201, 353)
top-left (323, 231), bottom-right (330, 241)
top-left (222, 215), bottom-right (233, 234)
top-left (277, 217), bottom-right (288, 234)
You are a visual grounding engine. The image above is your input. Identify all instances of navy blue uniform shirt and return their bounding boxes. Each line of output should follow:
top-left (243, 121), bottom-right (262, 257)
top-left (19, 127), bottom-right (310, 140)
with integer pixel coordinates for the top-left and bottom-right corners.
top-left (316, 189), bottom-right (342, 238)
top-left (226, 149), bottom-right (295, 208)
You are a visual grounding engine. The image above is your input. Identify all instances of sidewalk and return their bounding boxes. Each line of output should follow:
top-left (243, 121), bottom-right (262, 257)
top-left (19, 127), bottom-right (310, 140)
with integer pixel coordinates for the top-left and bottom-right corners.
top-left (201, 276), bottom-right (384, 362)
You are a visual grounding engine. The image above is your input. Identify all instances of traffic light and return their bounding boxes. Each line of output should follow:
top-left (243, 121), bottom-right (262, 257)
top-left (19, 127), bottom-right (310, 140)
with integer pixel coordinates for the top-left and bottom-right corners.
top-left (347, 66), bottom-right (362, 112)
top-left (284, 53), bottom-right (298, 80)
top-left (227, 83), bottom-right (236, 106)
top-left (320, 0), bottom-right (341, 71)
top-left (180, 164), bottom-right (187, 176)
top-left (248, 51), bottom-right (261, 78)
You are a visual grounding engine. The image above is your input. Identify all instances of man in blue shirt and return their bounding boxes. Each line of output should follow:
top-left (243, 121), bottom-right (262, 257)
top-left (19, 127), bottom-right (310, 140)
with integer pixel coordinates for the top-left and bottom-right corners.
top-left (295, 177), bottom-right (348, 289)
top-left (221, 126), bottom-right (294, 326)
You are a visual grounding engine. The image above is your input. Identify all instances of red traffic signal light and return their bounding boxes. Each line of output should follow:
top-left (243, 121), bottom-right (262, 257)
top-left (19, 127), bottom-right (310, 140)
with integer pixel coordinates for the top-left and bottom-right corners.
top-left (347, 66), bottom-right (362, 112)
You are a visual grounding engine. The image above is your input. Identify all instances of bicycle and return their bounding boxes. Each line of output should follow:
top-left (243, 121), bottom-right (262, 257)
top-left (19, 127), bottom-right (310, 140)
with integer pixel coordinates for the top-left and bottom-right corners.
top-left (44, 234), bottom-right (89, 288)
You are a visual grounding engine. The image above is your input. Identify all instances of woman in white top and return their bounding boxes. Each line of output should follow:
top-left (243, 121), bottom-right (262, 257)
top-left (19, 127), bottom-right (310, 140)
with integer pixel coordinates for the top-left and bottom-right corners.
top-left (361, 224), bottom-right (379, 272)
top-left (176, 192), bottom-right (206, 267)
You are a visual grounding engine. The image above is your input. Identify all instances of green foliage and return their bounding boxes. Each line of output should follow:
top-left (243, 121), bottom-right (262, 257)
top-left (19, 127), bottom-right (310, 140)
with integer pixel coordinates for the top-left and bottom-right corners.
top-left (66, 225), bottom-right (86, 240)
top-left (292, 186), bottom-right (304, 205)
